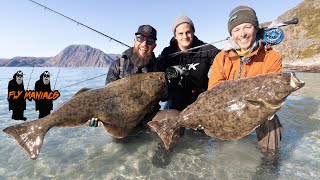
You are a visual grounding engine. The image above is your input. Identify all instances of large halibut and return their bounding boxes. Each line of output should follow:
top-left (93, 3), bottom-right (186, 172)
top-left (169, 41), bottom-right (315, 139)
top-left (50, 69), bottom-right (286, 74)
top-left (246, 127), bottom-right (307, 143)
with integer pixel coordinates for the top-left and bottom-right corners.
top-left (3, 72), bottom-right (167, 160)
top-left (148, 72), bottom-right (305, 150)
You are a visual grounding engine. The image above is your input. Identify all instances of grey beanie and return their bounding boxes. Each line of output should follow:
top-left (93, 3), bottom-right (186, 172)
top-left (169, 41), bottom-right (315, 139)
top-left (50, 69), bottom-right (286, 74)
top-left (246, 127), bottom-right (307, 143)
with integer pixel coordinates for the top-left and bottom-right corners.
top-left (172, 15), bottom-right (195, 35)
top-left (228, 5), bottom-right (259, 34)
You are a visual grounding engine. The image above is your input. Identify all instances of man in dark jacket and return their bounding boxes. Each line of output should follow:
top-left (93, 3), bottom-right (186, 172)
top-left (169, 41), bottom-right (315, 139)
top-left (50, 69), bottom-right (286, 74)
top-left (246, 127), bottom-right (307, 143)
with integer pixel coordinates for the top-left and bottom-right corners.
top-left (87, 25), bottom-right (159, 129)
top-left (35, 71), bottom-right (53, 118)
top-left (155, 15), bottom-right (220, 111)
top-left (105, 24), bottom-right (157, 84)
top-left (8, 70), bottom-right (27, 120)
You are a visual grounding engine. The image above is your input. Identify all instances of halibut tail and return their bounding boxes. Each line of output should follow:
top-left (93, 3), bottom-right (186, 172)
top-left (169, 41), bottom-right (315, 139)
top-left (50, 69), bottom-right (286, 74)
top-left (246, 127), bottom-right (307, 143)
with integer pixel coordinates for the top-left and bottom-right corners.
top-left (3, 120), bottom-right (50, 160)
top-left (148, 109), bottom-right (181, 150)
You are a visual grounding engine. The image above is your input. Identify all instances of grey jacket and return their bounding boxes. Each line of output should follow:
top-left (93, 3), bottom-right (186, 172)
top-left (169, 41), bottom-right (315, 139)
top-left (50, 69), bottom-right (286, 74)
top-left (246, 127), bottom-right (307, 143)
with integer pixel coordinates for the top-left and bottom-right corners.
top-left (105, 48), bottom-right (156, 85)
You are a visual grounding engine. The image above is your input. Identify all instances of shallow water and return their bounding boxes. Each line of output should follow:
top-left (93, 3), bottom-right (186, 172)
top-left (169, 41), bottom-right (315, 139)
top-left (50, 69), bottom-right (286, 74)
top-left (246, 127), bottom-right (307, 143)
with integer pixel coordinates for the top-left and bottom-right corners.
top-left (0, 67), bottom-right (319, 179)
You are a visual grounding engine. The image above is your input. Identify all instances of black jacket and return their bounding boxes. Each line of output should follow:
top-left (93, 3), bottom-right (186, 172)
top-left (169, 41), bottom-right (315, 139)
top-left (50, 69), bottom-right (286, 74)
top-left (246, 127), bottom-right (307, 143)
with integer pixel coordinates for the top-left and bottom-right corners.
top-left (8, 79), bottom-right (26, 110)
top-left (105, 48), bottom-right (156, 85)
top-left (35, 78), bottom-right (53, 111)
top-left (155, 36), bottom-right (220, 110)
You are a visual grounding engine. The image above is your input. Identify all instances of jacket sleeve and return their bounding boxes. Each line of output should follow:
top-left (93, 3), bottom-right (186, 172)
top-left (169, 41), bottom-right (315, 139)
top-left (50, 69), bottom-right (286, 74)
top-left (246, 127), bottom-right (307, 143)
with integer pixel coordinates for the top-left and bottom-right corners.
top-left (206, 45), bottom-right (221, 65)
top-left (154, 47), bottom-right (171, 72)
top-left (7, 80), bottom-right (13, 101)
top-left (208, 51), bottom-right (226, 90)
top-left (153, 58), bottom-right (166, 72)
top-left (7, 81), bottom-right (13, 110)
top-left (35, 81), bottom-right (40, 92)
top-left (267, 52), bottom-right (282, 73)
top-left (105, 59), bottom-right (120, 85)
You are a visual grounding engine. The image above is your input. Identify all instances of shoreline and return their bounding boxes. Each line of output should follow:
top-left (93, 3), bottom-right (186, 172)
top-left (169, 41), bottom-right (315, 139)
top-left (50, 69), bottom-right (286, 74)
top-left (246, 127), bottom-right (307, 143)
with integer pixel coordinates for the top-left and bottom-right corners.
top-left (284, 64), bottom-right (320, 73)
top-left (283, 56), bottom-right (320, 73)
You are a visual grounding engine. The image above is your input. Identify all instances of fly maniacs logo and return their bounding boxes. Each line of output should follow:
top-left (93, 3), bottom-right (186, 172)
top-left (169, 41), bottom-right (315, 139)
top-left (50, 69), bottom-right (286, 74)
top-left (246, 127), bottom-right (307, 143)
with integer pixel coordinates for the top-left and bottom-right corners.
top-left (8, 90), bottom-right (60, 101)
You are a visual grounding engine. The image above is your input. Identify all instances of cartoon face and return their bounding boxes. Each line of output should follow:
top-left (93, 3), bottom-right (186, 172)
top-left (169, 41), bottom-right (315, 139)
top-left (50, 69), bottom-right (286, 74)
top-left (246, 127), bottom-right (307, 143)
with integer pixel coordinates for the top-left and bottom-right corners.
top-left (16, 71), bottom-right (23, 85)
top-left (43, 71), bottom-right (50, 85)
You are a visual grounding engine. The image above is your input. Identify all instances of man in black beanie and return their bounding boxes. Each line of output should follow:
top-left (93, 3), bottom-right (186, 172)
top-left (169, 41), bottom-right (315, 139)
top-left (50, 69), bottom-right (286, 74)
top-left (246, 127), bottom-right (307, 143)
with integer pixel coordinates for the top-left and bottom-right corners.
top-left (227, 5), bottom-right (259, 35)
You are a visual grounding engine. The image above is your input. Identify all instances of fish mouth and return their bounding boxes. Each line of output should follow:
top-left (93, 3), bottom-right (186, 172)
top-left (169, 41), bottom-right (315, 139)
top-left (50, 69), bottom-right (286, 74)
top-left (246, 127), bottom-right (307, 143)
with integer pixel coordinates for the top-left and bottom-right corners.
top-left (260, 99), bottom-right (285, 109)
top-left (290, 72), bottom-right (305, 90)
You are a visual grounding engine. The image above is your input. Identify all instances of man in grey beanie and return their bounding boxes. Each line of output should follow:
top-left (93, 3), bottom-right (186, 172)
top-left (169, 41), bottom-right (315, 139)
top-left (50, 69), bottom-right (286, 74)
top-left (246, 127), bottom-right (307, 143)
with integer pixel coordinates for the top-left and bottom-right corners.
top-left (169, 15), bottom-right (196, 52)
top-left (172, 15), bottom-right (195, 37)
top-left (155, 15), bottom-right (220, 111)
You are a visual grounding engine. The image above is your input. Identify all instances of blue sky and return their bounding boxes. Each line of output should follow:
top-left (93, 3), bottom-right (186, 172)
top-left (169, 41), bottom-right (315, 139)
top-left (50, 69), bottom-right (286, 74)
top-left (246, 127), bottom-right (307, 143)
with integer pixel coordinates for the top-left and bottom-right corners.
top-left (0, 0), bottom-right (303, 59)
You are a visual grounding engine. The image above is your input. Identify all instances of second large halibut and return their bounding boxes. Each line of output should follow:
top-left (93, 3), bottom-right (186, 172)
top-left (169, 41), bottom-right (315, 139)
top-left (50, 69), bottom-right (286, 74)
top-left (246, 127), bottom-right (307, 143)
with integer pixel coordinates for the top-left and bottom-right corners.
top-left (148, 73), bottom-right (305, 150)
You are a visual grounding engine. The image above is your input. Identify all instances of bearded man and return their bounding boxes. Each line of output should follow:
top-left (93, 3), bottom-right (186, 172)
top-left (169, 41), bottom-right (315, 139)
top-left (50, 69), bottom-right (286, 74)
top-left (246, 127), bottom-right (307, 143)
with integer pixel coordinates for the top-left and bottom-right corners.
top-left (35, 71), bottom-right (53, 118)
top-left (87, 25), bottom-right (160, 130)
top-left (8, 70), bottom-right (27, 120)
top-left (105, 25), bottom-right (157, 84)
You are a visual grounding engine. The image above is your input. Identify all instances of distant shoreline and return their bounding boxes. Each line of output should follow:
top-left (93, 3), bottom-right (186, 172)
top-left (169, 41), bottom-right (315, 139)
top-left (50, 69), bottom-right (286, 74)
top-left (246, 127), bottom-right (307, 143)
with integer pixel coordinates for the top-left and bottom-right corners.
top-left (284, 64), bottom-right (320, 73)
top-left (283, 56), bottom-right (320, 73)
top-left (2, 64), bottom-right (320, 73)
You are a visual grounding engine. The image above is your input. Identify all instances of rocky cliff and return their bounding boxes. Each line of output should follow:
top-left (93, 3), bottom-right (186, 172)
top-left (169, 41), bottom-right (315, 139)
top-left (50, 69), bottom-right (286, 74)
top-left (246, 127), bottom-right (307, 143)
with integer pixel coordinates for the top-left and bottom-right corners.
top-left (273, 0), bottom-right (320, 65)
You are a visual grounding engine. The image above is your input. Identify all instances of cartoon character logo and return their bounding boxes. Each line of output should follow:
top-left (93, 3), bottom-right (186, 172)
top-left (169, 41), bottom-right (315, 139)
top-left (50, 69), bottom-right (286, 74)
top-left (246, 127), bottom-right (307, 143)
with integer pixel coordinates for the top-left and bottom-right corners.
top-left (7, 70), bottom-right (27, 120)
top-left (7, 70), bottom-right (60, 120)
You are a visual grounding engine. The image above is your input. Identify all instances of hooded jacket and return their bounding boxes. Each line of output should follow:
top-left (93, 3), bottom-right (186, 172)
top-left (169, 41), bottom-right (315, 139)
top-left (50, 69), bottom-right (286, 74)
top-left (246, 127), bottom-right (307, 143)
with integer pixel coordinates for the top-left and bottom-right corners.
top-left (8, 75), bottom-right (26, 111)
top-left (105, 48), bottom-right (156, 85)
top-left (155, 36), bottom-right (220, 110)
top-left (208, 43), bottom-right (282, 89)
top-left (35, 74), bottom-right (53, 111)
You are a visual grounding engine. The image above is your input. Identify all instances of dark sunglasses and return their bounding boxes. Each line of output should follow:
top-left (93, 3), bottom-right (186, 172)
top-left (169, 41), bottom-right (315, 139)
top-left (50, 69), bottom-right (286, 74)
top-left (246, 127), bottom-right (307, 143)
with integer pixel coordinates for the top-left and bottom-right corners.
top-left (43, 75), bottom-right (50, 78)
top-left (136, 35), bottom-right (156, 45)
top-left (17, 75), bottom-right (23, 78)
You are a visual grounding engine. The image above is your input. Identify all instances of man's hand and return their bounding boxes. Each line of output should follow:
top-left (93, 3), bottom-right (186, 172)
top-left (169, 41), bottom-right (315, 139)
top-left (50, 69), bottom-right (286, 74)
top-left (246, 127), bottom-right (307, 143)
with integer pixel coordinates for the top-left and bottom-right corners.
top-left (85, 118), bottom-right (103, 127)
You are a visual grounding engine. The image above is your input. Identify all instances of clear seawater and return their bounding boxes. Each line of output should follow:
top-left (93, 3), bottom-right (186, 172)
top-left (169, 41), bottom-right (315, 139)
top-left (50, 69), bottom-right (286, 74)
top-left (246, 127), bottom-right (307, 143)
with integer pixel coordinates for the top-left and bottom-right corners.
top-left (0, 67), bottom-right (319, 179)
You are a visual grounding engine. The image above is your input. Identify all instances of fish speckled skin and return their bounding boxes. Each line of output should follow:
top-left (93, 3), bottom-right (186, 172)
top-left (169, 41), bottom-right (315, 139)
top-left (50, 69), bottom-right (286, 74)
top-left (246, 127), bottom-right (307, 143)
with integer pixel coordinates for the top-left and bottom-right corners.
top-left (3, 72), bottom-right (167, 160)
top-left (148, 73), bottom-right (305, 150)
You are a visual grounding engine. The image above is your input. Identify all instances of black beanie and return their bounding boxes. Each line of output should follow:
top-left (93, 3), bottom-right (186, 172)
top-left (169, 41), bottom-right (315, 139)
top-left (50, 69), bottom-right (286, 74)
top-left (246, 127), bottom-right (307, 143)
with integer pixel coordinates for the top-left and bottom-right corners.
top-left (228, 5), bottom-right (259, 35)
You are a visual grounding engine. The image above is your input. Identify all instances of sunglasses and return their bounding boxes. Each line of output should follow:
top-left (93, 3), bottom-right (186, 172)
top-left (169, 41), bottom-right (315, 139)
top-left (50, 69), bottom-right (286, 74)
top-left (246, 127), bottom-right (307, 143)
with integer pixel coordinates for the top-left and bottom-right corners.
top-left (17, 75), bottom-right (23, 78)
top-left (136, 35), bottom-right (156, 45)
top-left (43, 75), bottom-right (50, 78)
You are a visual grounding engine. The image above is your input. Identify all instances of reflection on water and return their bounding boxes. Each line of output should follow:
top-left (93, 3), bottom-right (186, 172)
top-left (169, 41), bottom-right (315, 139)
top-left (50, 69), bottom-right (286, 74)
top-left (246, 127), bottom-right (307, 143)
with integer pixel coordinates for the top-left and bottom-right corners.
top-left (0, 67), bottom-right (319, 179)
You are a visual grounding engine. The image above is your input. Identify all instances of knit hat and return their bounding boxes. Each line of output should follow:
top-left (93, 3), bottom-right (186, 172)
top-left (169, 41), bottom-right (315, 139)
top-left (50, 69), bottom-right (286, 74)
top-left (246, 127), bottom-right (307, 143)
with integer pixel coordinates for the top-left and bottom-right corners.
top-left (172, 15), bottom-right (195, 35)
top-left (228, 5), bottom-right (259, 34)
top-left (135, 25), bottom-right (157, 40)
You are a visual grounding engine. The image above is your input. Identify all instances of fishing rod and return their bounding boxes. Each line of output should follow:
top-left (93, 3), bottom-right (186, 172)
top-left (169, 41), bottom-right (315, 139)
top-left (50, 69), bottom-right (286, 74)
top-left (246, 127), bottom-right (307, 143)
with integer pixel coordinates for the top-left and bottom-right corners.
top-left (164, 18), bottom-right (299, 81)
top-left (27, 0), bottom-right (130, 48)
top-left (259, 18), bottom-right (299, 46)
top-left (161, 18), bottom-right (299, 60)
top-left (53, 66), bottom-right (61, 90)
top-left (58, 73), bottom-right (107, 90)
top-left (26, 65), bottom-right (35, 90)
top-left (159, 38), bottom-right (228, 60)
top-left (59, 18), bottom-right (299, 88)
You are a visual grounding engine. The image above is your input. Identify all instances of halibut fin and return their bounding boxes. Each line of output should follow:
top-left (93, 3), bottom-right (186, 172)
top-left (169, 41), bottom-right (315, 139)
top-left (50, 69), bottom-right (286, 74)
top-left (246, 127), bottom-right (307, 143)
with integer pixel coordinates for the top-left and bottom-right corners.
top-left (148, 109), bottom-right (180, 150)
top-left (3, 120), bottom-right (50, 160)
top-left (74, 87), bottom-right (91, 96)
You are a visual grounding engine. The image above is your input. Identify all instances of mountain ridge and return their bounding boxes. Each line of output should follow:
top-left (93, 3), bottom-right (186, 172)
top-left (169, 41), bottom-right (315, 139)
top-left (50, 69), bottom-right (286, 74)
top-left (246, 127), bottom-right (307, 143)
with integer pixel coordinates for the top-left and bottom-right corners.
top-left (0, 44), bottom-right (120, 67)
top-left (1, 0), bottom-right (319, 71)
